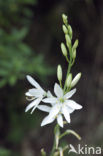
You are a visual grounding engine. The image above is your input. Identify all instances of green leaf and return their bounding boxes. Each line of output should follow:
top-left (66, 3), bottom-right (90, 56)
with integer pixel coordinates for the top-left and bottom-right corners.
top-left (59, 129), bottom-right (81, 140)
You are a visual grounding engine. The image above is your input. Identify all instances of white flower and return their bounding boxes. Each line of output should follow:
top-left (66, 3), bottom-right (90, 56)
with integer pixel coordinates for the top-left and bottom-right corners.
top-left (39, 83), bottom-right (82, 128)
top-left (25, 75), bottom-right (46, 114)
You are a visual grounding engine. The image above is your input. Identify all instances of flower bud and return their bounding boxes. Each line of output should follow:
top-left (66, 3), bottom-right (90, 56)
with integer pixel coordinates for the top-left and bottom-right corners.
top-left (62, 14), bottom-right (68, 24)
top-left (62, 25), bottom-right (68, 34)
top-left (65, 34), bottom-right (71, 46)
top-left (73, 39), bottom-right (79, 50)
top-left (71, 73), bottom-right (81, 88)
top-left (68, 25), bottom-right (72, 38)
top-left (61, 43), bottom-right (67, 57)
top-left (66, 73), bottom-right (72, 88)
top-left (72, 49), bottom-right (76, 59)
top-left (57, 65), bottom-right (62, 81)
top-left (41, 149), bottom-right (46, 156)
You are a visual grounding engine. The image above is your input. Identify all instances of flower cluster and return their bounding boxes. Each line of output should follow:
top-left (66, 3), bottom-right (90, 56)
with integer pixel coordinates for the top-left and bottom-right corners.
top-left (25, 75), bottom-right (82, 128)
top-left (25, 14), bottom-right (83, 128)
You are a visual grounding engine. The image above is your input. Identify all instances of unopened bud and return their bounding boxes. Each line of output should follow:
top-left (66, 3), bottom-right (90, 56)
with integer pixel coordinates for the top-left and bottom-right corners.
top-left (41, 149), bottom-right (46, 156)
top-left (62, 25), bottom-right (68, 34)
top-left (57, 65), bottom-right (62, 81)
top-left (73, 39), bottom-right (79, 50)
top-left (66, 73), bottom-right (72, 88)
top-left (61, 43), bottom-right (67, 57)
top-left (71, 73), bottom-right (81, 87)
top-left (65, 34), bottom-right (71, 46)
top-left (68, 25), bottom-right (72, 38)
top-left (72, 49), bottom-right (76, 59)
top-left (62, 14), bottom-right (68, 24)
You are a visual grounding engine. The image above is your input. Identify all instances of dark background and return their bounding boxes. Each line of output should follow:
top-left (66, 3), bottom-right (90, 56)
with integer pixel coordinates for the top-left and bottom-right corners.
top-left (0, 0), bottom-right (103, 155)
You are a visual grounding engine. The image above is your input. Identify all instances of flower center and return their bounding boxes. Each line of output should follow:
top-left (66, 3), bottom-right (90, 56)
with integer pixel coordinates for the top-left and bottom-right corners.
top-left (59, 97), bottom-right (65, 103)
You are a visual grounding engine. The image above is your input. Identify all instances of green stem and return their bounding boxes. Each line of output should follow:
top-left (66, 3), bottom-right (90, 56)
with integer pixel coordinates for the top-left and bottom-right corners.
top-left (50, 138), bottom-right (56, 156)
top-left (50, 124), bottom-right (59, 156)
top-left (64, 46), bottom-right (72, 92)
top-left (60, 80), bottom-right (62, 88)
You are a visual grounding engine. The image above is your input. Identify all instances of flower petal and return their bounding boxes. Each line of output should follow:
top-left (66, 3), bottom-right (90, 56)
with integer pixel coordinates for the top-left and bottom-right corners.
top-left (64, 88), bottom-right (76, 99)
top-left (29, 88), bottom-right (44, 97)
top-left (47, 91), bottom-right (53, 98)
top-left (62, 105), bottom-right (71, 123)
top-left (25, 98), bottom-right (41, 112)
top-left (66, 100), bottom-right (82, 110)
top-left (25, 92), bottom-right (32, 96)
top-left (64, 104), bottom-right (75, 114)
top-left (49, 104), bottom-right (60, 119)
top-left (54, 83), bottom-right (63, 97)
top-left (41, 115), bottom-right (55, 126)
top-left (42, 97), bottom-right (57, 104)
top-left (57, 114), bottom-right (63, 128)
top-left (37, 105), bottom-right (51, 112)
top-left (26, 75), bottom-right (44, 91)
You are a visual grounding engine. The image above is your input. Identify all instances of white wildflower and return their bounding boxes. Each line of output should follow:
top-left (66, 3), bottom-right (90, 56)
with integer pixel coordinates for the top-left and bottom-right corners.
top-left (25, 75), bottom-right (47, 114)
top-left (39, 83), bottom-right (82, 127)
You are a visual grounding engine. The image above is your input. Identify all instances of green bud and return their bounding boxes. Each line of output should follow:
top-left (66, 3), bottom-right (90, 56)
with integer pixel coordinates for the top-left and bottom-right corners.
top-left (61, 43), bottom-right (67, 57)
top-left (72, 49), bottom-right (76, 59)
top-left (62, 14), bottom-right (68, 24)
top-left (71, 73), bottom-right (81, 88)
top-left (65, 34), bottom-right (71, 46)
top-left (68, 25), bottom-right (72, 38)
top-left (66, 73), bottom-right (72, 88)
top-left (57, 65), bottom-right (62, 81)
top-left (73, 39), bottom-right (79, 50)
top-left (41, 149), bottom-right (46, 156)
top-left (62, 25), bottom-right (68, 34)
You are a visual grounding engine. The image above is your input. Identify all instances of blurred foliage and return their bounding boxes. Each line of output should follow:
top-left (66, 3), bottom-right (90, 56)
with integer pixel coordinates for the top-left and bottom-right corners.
top-left (0, 0), bottom-right (37, 27)
top-left (7, 112), bottom-right (41, 143)
top-left (0, 28), bottom-right (53, 87)
top-left (0, 0), bottom-right (54, 155)
top-left (0, 148), bottom-right (12, 156)
top-left (0, 0), bottom-right (53, 87)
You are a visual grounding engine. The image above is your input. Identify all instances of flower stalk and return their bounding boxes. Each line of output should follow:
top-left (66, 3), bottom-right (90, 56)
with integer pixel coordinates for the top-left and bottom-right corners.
top-left (25, 13), bottom-right (83, 156)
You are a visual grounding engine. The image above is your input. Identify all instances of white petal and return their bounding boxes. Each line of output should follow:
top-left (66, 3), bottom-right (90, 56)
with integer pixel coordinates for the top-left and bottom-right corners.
top-left (41, 115), bottom-right (55, 126)
top-left (29, 88), bottom-right (44, 97)
top-left (57, 114), bottom-right (63, 127)
top-left (42, 97), bottom-right (57, 104)
top-left (37, 105), bottom-right (51, 112)
top-left (47, 91), bottom-right (53, 97)
top-left (30, 104), bottom-right (38, 114)
top-left (26, 75), bottom-right (44, 91)
top-left (62, 105), bottom-right (71, 123)
top-left (30, 98), bottom-right (42, 114)
top-left (66, 100), bottom-right (82, 110)
top-left (49, 104), bottom-right (60, 119)
top-left (54, 83), bottom-right (63, 97)
top-left (25, 92), bottom-right (32, 96)
top-left (64, 104), bottom-right (75, 114)
top-left (25, 98), bottom-right (41, 112)
top-left (64, 88), bottom-right (76, 99)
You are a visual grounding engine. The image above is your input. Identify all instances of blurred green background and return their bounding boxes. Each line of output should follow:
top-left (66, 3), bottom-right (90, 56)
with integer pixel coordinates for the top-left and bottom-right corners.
top-left (0, 0), bottom-right (103, 155)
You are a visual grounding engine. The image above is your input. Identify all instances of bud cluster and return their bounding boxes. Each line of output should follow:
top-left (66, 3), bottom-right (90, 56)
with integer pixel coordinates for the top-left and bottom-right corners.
top-left (57, 14), bottom-right (81, 91)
